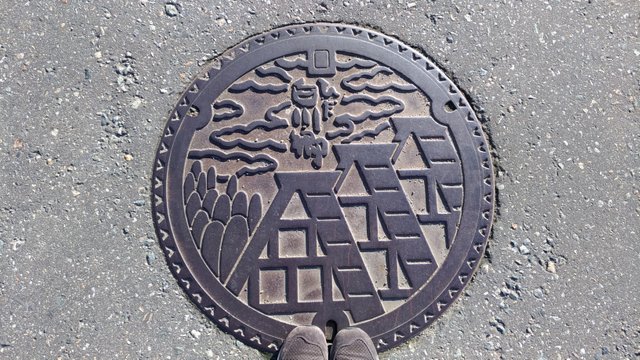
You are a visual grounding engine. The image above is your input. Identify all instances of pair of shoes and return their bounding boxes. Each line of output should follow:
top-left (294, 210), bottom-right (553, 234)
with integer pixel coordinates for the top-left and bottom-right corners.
top-left (277, 326), bottom-right (378, 360)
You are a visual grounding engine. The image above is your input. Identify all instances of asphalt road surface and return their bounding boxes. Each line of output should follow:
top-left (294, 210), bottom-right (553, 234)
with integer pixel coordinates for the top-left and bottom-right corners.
top-left (1, 1), bottom-right (638, 359)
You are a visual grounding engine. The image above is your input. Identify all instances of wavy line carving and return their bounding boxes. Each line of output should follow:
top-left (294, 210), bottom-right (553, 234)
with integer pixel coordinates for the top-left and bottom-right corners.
top-left (273, 57), bottom-right (308, 70)
top-left (255, 66), bottom-right (293, 82)
top-left (341, 67), bottom-right (417, 93)
top-left (229, 80), bottom-right (288, 94)
top-left (210, 102), bottom-right (291, 152)
top-left (341, 121), bottom-right (391, 144)
top-left (189, 149), bottom-right (278, 177)
top-left (213, 100), bottom-right (245, 122)
top-left (335, 58), bottom-right (377, 69)
top-left (326, 94), bottom-right (405, 140)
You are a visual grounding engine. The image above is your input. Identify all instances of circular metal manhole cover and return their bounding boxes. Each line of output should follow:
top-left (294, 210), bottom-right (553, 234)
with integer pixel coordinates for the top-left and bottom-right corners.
top-left (152, 23), bottom-right (494, 353)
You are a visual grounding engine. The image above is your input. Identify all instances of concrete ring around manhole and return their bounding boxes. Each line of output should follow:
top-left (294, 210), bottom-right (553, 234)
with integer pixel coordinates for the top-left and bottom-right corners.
top-left (151, 22), bottom-right (494, 353)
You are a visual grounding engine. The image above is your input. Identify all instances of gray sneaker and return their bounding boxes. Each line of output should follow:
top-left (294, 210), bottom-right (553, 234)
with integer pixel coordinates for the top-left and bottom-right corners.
top-left (278, 326), bottom-right (328, 360)
top-left (330, 327), bottom-right (378, 360)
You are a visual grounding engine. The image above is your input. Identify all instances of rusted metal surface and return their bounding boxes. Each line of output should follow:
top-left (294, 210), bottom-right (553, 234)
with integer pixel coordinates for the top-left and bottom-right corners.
top-left (151, 23), bottom-right (494, 353)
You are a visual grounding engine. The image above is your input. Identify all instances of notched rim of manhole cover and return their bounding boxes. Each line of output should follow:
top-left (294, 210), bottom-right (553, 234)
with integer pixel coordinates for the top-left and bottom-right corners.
top-left (151, 22), bottom-right (494, 353)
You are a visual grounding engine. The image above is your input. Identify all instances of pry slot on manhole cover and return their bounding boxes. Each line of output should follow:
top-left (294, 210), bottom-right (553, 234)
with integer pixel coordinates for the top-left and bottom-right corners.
top-left (151, 23), bottom-right (494, 353)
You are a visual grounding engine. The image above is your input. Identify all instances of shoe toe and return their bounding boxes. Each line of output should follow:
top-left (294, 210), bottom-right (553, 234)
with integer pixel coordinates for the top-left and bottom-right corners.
top-left (331, 327), bottom-right (378, 360)
top-left (278, 326), bottom-right (328, 360)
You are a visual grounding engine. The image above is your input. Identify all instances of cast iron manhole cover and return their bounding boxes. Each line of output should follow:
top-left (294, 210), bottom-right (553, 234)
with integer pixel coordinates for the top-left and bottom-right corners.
top-left (152, 23), bottom-right (494, 353)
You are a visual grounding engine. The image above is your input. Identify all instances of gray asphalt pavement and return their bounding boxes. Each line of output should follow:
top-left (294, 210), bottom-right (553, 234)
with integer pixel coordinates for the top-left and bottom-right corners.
top-left (1, 1), bottom-right (638, 359)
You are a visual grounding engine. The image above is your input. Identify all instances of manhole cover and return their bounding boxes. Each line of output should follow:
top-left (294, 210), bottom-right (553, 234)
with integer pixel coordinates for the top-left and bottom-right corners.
top-left (152, 23), bottom-right (494, 353)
